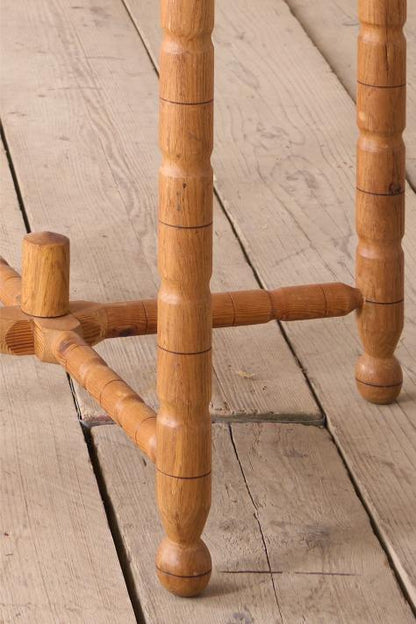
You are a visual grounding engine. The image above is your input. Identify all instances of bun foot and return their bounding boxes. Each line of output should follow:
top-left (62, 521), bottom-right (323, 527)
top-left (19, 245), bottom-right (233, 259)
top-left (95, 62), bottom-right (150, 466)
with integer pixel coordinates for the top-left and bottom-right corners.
top-left (356, 354), bottom-right (402, 405)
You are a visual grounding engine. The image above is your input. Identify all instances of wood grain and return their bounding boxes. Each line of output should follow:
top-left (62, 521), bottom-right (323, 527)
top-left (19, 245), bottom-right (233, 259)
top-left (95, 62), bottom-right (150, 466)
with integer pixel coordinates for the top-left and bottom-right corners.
top-left (355, 0), bottom-right (406, 403)
top-left (21, 232), bottom-right (70, 318)
top-left (92, 422), bottom-right (415, 623)
top-left (156, 1), bottom-right (215, 594)
top-left (125, 0), bottom-right (416, 604)
top-left (54, 331), bottom-right (157, 461)
top-left (284, 0), bottom-right (416, 188)
top-left (75, 283), bottom-right (363, 337)
top-left (0, 147), bottom-right (136, 623)
top-left (0, 281), bottom-right (361, 365)
top-left (0, 0), bottom-right (319, 425)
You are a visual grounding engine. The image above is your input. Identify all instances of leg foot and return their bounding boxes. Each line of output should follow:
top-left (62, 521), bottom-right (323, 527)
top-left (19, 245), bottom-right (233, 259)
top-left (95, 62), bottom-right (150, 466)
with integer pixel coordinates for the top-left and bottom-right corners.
top-left (355, 354), bottom-right (403, 404)
top-left (156, 538), bottom-right (212, 597)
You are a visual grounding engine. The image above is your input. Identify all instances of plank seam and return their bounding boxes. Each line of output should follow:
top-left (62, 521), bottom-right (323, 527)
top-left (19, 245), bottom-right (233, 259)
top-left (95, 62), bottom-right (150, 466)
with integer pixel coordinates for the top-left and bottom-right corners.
top-left (82, 427), bottom-right (146, 624)
top-left (0, 122), bottom-right (31, 234)
top-left (213, 183), bottom-right (327, 421)
top-left (326, 415), bottom-right (416, 615)
top-left (0, 125), bottom-right (142, 622)
top-left (228, 423), bottom-right (285, 621)
top-left (220, 569), bottom-right (358, 576)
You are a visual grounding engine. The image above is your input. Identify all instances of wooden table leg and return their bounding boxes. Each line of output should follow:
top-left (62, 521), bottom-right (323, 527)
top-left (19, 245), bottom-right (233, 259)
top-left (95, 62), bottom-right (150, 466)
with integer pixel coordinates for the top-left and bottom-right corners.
top-left (156, 0), bottom-right (214, 596)
top-left (355, 0), bottom-right (406, 404)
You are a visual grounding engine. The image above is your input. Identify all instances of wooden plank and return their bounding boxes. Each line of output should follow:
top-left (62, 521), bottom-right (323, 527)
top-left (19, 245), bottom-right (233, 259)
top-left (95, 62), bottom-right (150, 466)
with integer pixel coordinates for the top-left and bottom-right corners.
top-left (126, 0), bottom-right (416, 606)
top-left (92, 424), bottom-right (281, 623)
top-left (284, 0), bottom-right (416, 187)
top-left (0, 0), bottom-right (319, 424)
top-left (234, 423), bottom-right (415, 624)
top-left (0, 146), bottom-right (136, 623)
top-left (92, 422), bottom-right (415, 623)
top-left (0, 156), bottom-right (25, 267)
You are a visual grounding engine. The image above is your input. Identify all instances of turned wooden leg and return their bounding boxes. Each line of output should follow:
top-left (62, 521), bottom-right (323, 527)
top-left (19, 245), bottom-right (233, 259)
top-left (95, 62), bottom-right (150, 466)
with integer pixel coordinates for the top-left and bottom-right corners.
top-left (355, 0), bottom-right (406, 404)
top-left (156, 0), bottom-right (214, 596)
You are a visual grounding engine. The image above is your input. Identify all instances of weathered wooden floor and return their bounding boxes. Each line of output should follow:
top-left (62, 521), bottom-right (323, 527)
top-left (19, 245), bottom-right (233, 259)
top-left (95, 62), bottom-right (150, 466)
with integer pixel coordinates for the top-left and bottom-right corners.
top-left (0, 1), bottom-right (415, 622)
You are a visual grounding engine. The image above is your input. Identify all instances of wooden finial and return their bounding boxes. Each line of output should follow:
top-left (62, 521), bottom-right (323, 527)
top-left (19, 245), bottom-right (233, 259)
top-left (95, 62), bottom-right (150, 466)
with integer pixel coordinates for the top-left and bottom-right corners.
top-left (355, 0), bottom-right (406, 403)
top-left (21, 232), bottom-right (70, 318)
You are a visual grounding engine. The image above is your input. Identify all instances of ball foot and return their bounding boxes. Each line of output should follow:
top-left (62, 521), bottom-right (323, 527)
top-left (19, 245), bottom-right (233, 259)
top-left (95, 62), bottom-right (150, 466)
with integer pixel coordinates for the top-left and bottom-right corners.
top-left (356, 354), bottom-right (402, 404)
top-left (156, 538), bottom-right (212, 597)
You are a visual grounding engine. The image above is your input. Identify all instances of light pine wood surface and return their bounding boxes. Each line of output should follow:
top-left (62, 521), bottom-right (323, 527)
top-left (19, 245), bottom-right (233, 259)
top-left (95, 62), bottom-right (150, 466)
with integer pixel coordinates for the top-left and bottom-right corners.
top-left (0, 147), bottom-right (136, 624)
top-left (284, 0), bottom-right (416, 188)
top-left (126, 0), bottom-right (416, 606)
top-left (1, 0), bottom-right (415, 621)
top-left (92, 422), bottom-right (414, 623)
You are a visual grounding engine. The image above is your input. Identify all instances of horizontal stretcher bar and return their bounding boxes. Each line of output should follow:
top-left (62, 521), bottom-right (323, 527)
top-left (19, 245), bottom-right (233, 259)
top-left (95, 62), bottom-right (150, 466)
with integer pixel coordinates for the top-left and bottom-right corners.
top-left (54, 331), bottom-right (157, 462)
top-left (76, 282), bottom-right (363, 341)
top-left (71, 283), bottom-right (363, 340)
top-left (0, 282), bottom-right (363, 355)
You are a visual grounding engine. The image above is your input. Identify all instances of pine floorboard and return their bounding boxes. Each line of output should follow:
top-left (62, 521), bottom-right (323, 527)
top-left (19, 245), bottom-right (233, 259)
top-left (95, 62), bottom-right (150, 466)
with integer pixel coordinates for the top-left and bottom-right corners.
top-left (1, 0), bottom-right (415, 621)
top-left (0, 146), bottom-right (136, 624)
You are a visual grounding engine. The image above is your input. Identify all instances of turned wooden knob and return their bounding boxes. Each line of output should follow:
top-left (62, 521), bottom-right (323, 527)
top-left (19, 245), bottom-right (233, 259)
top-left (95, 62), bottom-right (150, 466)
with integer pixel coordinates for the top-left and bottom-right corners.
top-left (356, 354), bottom-right (403, 405)
top-left (21, 232), bottom-right (70, 318)
top-left (156, 537), bottom-right (212, 597)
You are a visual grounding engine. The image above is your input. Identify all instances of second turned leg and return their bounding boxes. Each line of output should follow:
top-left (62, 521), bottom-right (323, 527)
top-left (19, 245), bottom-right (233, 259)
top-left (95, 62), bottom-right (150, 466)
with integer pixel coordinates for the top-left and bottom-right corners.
top-left (355, 0), bottom-right (406, 403)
